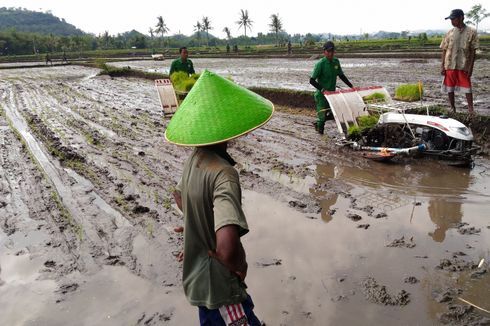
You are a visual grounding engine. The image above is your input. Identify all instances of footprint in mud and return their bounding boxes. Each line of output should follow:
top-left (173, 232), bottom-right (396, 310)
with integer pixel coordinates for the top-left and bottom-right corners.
top-left (255, 258), bottom-right (282, 268)
top-left (403, 276), bottom-right (419, 284)
top-left (361, 277), bottom-right (410, 306)
top-left (386, 236), bottom-right (415, 248)
top-left (347, 213), bottom-right (362, 222)
top-left (438, 304), bottom-right (490, 325)
top-left (436, 257), bottom-right (477, 272)
top-left (456, 222), bottom-right (481, 235)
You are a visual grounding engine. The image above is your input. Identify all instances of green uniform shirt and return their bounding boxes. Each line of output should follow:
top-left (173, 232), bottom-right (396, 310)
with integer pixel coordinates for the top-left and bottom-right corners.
top-left (169, 58), bottom-right (195, 76)
top-left (177, 148), bottom-right (249, 309)
top-left (311, 56), bottom-right (343, 109)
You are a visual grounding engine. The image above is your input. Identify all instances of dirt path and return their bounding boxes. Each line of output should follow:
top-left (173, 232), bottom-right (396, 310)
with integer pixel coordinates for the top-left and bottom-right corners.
top-left (1, 66), bottom-right (489, 325)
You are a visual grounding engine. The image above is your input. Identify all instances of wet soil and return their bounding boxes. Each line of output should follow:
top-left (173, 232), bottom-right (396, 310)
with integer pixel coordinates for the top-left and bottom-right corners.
top-left (1, 65), bottom-right (489, 325)
top-left (113, 57), bottom-right (490, 115)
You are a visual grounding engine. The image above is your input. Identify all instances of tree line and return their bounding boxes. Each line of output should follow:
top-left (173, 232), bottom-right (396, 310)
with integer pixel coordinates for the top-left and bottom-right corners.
top-left (1, 5), bottom-right (487, 56)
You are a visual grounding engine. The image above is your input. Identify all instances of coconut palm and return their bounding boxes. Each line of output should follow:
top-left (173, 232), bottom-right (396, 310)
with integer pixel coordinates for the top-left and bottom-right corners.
top-left (194, 21), bottom-right (202, 47)
top-left (466, 4), bottom-right (489, 32)
top-left (155, 16), bottom-right (169, 48)
top-left (202, 16), bottom-right (212, 46)
top-left (223, 27), bottom-right (232, 41)
top-left (236, 9), bottom-right (253, 37)
top-left (269, 14), bottom-right (283, 46)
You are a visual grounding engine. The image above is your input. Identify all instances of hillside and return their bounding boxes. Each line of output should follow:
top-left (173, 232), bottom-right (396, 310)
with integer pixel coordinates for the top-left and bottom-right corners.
top-left (0, 7), bottom-right (84, 36)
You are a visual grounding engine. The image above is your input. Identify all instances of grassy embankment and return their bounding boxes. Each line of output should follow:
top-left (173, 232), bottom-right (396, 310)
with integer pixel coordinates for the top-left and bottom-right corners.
top-left (1, 36), bottom-right (489, 63)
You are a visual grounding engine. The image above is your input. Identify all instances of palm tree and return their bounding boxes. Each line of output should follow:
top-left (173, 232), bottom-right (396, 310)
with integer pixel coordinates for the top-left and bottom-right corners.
top-left (269, 14), bottom-right (283, 46)
top-left (155, 16), bottom-right (169, 48)
top-left (202, 16), bottom-right (212, 46)
top-left (236, 9), bottom-right (253, 37)
top-left (102, 30), bottom-right (110, 49)
top-left (148, 27), bottom-right (155, 53)
top-left (223, 27), bottom-right (231, 41)
top-left (194, 21), bottom-right (202, 47)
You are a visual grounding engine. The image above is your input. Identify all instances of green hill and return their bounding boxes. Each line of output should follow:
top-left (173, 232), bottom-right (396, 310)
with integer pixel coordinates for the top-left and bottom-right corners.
top-left (0, 7), bottom-right (85, 36)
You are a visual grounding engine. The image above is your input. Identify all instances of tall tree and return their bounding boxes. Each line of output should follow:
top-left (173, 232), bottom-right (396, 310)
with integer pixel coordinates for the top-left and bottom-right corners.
top-left (155, 16), bottom-right (169, 48)
top-left (466, 4), bottom-right (489, 32)
top-left (269, 13), bottom-right (283, 46)
top-left (202, 16), bottom-right (212, 46)
top-left (223, 27), bottom-right (231, 41)
top-left (102, 30), bottom-right (110, 49)
top-left (148, 27), bottom-right (154, 52)
top-left (236, 9), bottom-right (253, 37)
top-left (194, 21), bottom-right (202, 47)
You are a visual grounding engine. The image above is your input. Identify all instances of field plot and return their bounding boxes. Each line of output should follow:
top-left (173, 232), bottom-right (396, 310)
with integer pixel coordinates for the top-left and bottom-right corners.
top-left (0, 65), bottom-right (489, 325)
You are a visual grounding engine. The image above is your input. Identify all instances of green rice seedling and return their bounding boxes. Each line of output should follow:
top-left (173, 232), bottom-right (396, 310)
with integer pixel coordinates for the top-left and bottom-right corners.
top-left (395, 84), bottom-right (423, 102)
top-left (170, 71), bottom-right (189, 88)
top-left (357, 114), bottom-right (380, 129)
top-left (182, 79), bottom-right (196, 92)
top-left (347, 125), bottom-right (361, 137)
top-left (362, 92), bottom-right (386, 104)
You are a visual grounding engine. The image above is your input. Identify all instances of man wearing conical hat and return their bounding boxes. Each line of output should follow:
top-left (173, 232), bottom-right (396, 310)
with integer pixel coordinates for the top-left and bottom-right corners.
top-left (166, 70), bottom-right (273, 325)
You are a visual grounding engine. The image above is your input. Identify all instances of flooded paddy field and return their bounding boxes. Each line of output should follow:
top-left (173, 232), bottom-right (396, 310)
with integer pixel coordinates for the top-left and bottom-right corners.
top-left (113, 57), bottom-right (490, 114)
top-left (0, 65), bottom-right (489, 325)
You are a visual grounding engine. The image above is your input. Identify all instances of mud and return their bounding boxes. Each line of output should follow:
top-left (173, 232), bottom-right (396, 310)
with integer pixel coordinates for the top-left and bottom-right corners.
top-left (1, 65), bottom-right (489, 325)
top-left (112, 57), bottom-right (490, 114)
top-left (361, 277), bottom-right (410, 306)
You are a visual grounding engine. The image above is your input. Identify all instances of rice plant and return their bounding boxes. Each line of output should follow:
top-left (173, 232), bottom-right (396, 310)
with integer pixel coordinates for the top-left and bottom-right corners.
top-left (170, 72), bottom-right (201, 92)
top-left (362, 92), bottom-right (386, 104)
top-left (395, 84), bottom-right (423, 102)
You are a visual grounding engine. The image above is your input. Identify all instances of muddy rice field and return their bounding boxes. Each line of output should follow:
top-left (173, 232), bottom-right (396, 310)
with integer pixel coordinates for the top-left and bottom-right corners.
top-left (113, 57), bottom-right (490, 114)
top-left (0, 60), bottom-right (489, 326)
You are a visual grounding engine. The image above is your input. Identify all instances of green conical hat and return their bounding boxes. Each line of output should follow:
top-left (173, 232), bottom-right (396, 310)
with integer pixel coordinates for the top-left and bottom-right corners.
top-left (165, 70), bottom-right (274, 146)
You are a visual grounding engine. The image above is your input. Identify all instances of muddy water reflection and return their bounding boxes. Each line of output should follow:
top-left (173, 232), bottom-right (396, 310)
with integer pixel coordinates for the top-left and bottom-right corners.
top-left (315, 159), bottom-right (488, 242)
top-left (243, 158), bottom-right (490, 325)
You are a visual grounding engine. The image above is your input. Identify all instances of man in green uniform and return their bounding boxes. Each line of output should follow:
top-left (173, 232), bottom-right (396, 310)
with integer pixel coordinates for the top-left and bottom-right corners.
top-left (310, 41), bottom-right (354, 134)
top-left (169, 46), bottom-right (195, 76)
top-left (166, 70), bottom-right (273, 325)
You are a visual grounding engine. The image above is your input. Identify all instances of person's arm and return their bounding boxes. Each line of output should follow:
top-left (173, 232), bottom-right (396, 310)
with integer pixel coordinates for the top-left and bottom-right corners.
top-left (209, 225), bottom-right (248, 280)
top-left (441, 50), bottom-right (446, 75)
top-left (189, 61), bottom-right (195, 75)
top-left (309, 77), bottom-right (323, 92)
top-left (339, 74), bottom-right (353, 88)
top-left (467, 49), bottom-right (476, 78)
top-left (169, 61), bottom-right (175, 76)
top-left (172, 189), bottom-right (182, 211)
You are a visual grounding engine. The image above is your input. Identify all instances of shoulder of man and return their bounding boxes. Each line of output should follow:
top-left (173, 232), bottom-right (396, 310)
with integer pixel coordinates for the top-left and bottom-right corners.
top-left (215, 164), bottom-right (240, 187)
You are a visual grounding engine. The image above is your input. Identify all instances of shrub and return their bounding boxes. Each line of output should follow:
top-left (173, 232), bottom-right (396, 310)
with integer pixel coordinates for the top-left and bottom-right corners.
top-left (395, 83), bottom-right (423, 102)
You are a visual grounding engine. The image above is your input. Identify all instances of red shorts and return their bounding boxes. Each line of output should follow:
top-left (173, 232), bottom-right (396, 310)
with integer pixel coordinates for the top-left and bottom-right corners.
top-left (442, 69), bottom-right (472, 93)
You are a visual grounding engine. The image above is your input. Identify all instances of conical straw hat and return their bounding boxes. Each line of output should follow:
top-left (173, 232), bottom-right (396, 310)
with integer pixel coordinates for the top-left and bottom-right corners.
top-left (165, 70), bottom-right (274, 146)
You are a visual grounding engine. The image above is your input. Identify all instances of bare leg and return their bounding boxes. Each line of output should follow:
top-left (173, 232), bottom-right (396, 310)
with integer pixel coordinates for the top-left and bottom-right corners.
top-left (466, 93), bottom-right (474, 114)
top-left (448, 92), bottom-right (456, 112)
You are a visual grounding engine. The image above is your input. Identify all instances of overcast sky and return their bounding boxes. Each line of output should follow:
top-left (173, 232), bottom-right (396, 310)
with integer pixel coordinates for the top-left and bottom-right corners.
top-left (2, 0), bottom-right (490, 37)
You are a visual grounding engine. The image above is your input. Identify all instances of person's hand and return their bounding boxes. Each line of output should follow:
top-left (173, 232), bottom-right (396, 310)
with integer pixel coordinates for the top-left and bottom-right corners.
top-left (208, 250), bottom-right (247, 281)
top-left (174, 226), bottom-right (184, 233)
top-left (174, 251), bottom-right (184, 262)
top-left (441, 68), bottom-right (446, 76)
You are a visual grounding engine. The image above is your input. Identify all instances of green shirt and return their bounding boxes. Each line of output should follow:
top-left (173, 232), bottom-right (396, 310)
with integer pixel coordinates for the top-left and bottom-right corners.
top-left (169, 57), bottom-right (195, 76)
top-left (311, 56), bottom-right (344, 93)
top-left (177, 147), bottom-right (249, 309)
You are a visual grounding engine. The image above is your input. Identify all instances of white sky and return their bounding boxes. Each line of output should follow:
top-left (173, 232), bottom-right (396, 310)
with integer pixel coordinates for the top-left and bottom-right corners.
top-left (2, 0), bottom-right (490, 37)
